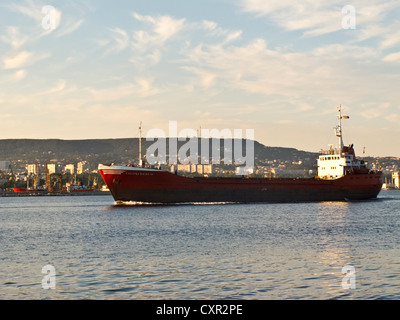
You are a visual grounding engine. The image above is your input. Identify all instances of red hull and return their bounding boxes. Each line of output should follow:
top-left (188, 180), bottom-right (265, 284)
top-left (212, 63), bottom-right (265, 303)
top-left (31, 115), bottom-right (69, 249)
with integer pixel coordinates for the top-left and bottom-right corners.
top-left (13, 188), bottom-right (29, 193)
top-left (98, 166), bottom-right (383, 204)
top-left (12, 187), bottom-right (46, 193)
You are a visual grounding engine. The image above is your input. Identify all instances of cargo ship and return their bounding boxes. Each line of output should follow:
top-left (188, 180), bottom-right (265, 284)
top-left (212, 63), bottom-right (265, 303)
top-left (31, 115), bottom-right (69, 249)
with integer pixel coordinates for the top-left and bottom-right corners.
top-left (98, 106), bottom-right (383, 204)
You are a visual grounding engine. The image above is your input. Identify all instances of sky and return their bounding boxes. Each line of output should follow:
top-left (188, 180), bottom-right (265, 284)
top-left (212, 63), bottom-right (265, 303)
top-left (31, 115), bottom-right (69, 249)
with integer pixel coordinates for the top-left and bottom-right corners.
top-left (0, 0), bottom-right (399, 157)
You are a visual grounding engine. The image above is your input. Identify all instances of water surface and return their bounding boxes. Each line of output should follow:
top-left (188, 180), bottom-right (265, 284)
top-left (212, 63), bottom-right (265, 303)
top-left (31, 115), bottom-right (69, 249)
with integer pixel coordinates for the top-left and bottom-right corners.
top-left (1, 190), bottom-right (400, 299)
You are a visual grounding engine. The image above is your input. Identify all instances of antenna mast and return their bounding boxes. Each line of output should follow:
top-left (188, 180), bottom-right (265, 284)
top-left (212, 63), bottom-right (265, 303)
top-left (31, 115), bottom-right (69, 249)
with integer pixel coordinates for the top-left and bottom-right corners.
top-left (337, 105), bottom-right (343, 154)
top-left (139, 121), bottom-right (142, 167)
top-left (335, 104), bottom-right (349, 155)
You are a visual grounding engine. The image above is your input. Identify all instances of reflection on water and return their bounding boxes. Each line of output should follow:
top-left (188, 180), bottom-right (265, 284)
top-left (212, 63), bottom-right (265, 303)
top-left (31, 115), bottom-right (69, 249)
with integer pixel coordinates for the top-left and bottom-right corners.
top-left (1, 191), bottom-right (400, 299)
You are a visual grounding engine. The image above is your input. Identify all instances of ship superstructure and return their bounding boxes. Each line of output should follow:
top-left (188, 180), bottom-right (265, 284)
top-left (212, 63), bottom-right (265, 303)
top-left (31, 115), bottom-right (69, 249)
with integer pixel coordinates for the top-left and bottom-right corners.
top-left (317, 105), bottom-right (368, 180)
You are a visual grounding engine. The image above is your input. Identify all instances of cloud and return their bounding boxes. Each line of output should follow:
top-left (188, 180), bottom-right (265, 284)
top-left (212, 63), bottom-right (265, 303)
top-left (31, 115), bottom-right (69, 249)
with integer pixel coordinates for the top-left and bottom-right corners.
top-left (101, 13), bottom-right (242, 70)
top-left (104, 28), bottom-right (130, 53)
top-left (112, 28), bottom-right (129, 51)
top-left (88, 78), bottom-right (159, 101)
top-left (2, 51), bottom-right (50, 69)
top-left (241, 0), bottom-right (343, 36)
top-left (182, 66), bottom-right (217, 88)
top-left (385, 113), bottom-right (400, 124)
top-left (361, 103), bottom-right (391, 120)
top-left (241, 0), bottom-right (400, 38)
top-left (179, 30), bottom-right (400, 120)
top-left (4, 0), bottom-right (43, 21)
top-left (1, 69), bottom-right (27, 83)
top-left (199, 20), bottom-right (242, 43)
top-left (128, 12), bottom-right (186, 68)
top-left (1, 27), bottom-right (28, 49)
top-left (182, 38), bottom-right (301, 94)
top-left (13, 69), bottom-right (27, 81)
top-left (3, 51), bottom-right (31, 69)
top-left (55, 18), bottom-right (84, 37)
top-left (37, 79), bottom-right (67, 95)
top-left (4, 0), bottom-right (85, 38)
top-left (383, 52), bottom-right (400, 63)
top-left (132, 12), bottom-right (186, 50)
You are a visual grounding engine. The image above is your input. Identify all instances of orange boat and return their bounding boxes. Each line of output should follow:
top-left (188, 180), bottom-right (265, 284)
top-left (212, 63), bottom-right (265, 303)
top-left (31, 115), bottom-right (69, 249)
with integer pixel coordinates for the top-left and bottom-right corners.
top-left (12, 187), bottom-right (46, 193)
top-left (12, 188), bottom-right (29, 193)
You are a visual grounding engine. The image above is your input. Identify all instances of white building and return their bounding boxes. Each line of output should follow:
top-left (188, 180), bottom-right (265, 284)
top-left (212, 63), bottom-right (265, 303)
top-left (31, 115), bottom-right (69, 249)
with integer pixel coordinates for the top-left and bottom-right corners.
top-left (77, 161), bottom-right (90, 174)
top-left (47, 164), bottom-right (56, 174)
top-left (64, 164), bottom-right (75, 175)
top-left (393, 172), bottom-right (400, 189)
top-left (26, 164), bottom-right (39, 176)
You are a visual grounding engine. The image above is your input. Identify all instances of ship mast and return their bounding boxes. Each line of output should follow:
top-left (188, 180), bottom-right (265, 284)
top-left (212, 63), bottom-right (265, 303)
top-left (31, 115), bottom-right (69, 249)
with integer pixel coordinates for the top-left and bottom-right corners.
top-left (335, 104), bottom-right (349, 155)
top-left (336, 105), bottom-right (343, 155)
top-left (138, 121), bottom-right (142, 167)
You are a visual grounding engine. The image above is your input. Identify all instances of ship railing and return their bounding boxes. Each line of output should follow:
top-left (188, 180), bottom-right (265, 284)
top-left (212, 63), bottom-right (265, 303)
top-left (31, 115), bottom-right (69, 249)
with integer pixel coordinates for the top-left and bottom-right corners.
top-left (319, 148), bottom-right (341, 155)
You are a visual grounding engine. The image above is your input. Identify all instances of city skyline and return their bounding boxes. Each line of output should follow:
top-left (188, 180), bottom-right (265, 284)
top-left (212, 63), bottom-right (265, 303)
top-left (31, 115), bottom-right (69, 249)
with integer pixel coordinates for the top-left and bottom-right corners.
top-left (1, 0), bottom-right (399, 157)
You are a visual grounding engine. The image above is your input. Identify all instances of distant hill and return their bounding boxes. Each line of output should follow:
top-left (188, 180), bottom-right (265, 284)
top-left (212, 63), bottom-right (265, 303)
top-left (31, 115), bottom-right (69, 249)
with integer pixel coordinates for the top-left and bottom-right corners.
top-left (0, 138), bottom-right (318, 169)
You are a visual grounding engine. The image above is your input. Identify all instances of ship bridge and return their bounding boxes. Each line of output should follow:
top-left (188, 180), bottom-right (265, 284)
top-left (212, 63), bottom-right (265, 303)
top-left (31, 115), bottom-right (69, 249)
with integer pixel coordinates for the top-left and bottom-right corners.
top-left (316, 105), bottom-right (367, 180)
top-left (317, 145), bottom-right (366, 180)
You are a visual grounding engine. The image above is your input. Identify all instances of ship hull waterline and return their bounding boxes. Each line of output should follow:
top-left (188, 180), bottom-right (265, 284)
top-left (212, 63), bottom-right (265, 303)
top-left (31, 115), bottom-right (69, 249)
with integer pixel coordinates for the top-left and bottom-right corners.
top-left (98, 166), bottom-right (383, 204)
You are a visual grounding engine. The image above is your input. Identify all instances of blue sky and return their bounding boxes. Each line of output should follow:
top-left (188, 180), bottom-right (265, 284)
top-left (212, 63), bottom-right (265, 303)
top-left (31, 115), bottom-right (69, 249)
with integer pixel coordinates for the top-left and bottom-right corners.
top-left (1, 0), bottom-right (399, 157)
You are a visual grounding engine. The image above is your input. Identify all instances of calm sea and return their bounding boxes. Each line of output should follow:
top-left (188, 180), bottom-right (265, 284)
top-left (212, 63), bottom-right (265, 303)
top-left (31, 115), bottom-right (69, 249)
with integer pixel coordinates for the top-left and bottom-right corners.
top-left (1, 190), bottom-right (400, 300)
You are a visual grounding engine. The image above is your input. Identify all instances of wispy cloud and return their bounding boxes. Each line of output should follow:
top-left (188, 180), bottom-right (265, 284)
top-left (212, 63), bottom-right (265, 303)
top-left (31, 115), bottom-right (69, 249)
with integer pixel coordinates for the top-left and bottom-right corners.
top-left (132, 12), bottom-right (186, 50)
top-left (126, 12), bottom-right (187, 67)
top-left (36, 79), bottom-right (67, 95)
top-left (383, 52), bottom-right (400, 63)
top-left (101, 28), bottom-right (130, 54)
top-left (4, 0), bottom-right (84, 38)
top-left (55, 18), bottom-right (84, 37)
top-left (200, 20), bottom-right (242, 43)
top-left (240, 0), bottom-right (343, 36)
top-left (4, 0), bottom-right (43, 22)
top-left (3, 51), bottom-right (50, 69)
top-left (1, 26), bottom-right (28, 49)
top-left (0, 2), bottom-right (399, 155)
top-left (88, 78), bottom-right (159, 101)
top-left (241, 0), bottom-right (400, 38)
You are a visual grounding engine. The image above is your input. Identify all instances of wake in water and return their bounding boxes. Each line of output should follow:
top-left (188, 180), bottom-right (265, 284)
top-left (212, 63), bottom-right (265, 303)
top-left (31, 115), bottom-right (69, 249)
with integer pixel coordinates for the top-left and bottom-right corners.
top-left (114, 200), bottom-right (240, 206)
